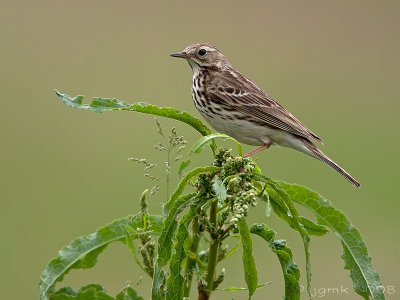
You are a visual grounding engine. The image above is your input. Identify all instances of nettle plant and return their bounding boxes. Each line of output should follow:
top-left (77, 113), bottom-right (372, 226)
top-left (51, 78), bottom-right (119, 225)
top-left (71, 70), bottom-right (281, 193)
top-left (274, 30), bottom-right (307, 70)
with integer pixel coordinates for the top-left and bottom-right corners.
top-left (39, 91), bottom-right (384, 300)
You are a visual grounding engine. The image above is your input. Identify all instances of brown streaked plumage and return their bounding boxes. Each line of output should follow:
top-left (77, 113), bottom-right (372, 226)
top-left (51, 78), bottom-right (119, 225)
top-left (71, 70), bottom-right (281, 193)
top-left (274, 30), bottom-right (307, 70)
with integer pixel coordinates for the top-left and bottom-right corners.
top-left (171, 43), bottom-right (360, 187)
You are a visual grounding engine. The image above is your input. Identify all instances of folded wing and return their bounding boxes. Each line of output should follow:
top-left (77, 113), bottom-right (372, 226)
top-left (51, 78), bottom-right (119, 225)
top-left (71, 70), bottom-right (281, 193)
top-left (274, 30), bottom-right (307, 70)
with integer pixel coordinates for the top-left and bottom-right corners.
top-left (209, 70), bottom-right (322, 143)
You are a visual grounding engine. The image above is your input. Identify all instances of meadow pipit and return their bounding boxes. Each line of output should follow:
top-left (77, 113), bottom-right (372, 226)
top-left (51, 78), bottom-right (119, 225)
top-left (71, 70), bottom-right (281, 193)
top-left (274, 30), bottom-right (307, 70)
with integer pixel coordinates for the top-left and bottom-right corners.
top-left (171, 43), bottom-right (360, 187)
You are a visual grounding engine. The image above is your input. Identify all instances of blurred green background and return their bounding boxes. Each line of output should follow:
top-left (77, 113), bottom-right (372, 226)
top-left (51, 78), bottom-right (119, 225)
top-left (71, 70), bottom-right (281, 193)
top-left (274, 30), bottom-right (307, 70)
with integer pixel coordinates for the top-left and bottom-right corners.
top-left (1, 1), bottom-right (399, 299)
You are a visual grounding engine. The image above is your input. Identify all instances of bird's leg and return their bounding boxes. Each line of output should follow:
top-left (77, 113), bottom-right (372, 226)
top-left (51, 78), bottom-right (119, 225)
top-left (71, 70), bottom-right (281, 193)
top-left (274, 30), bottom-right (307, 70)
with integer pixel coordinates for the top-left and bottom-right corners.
top-left (243, 142), bottom-right (272, 158)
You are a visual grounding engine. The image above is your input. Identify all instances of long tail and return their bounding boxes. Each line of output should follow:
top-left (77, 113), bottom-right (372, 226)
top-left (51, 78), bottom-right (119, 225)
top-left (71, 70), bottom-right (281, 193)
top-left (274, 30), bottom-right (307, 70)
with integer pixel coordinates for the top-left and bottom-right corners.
top-left (301, 140), bottom-right (361, 188)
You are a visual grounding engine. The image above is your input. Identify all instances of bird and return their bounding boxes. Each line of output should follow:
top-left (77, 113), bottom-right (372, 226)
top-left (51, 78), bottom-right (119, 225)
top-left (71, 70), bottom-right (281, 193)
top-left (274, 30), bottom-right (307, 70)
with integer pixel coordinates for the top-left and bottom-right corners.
top-left (170, 43), bottom-right (360, 187)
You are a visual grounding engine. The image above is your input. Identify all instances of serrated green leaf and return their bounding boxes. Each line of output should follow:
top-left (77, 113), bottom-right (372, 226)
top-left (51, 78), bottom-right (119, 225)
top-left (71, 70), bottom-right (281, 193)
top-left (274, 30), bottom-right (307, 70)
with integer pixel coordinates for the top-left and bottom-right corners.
top-left (152, 193), bottom-right (196, 300)
top-left (264, 192), bottom-right (328, 236)
top-left (299, 216), bottom-right (329, 236)
top-left (249, 223), bottom-right (276, 243)
top-left (341, 242), bottom-right (371, 300)
top-left (250, 223), bottom-right (300, 300)
top-left (165, 207), bottom-right (197, 300)
top-left (237, 219), bottom-right (258, 298)
top-left (153, 164), bottom-right (218, 300)
top-left (39, 215), bottom-right (163, 300)
top-left (264, 189), bottom-right (292, 223)
top-left (178, 158), bottom-right (191, 176)
top-left (190, 133), bottom-right (243, 156)
top-left (151, 266), bottom-right (165, 300)
top-left (258, 176), bottom-right (312, 299)
top-left (162, 166), bottom-right (220, 216)
top-left (271, 240), bottom-right (301, 300)
top-left (49, 284), bottom-right (144, 300)
top-left (49, 287), bottom-right (76, 299)
top-left (55, 90), bottom-right (214, 152)
top-left (49, 284), bottom-right (114, 300)
top-left (279, 182), bottom-right (384, 300)
top-left (158, 193), bottom-right (196, 267)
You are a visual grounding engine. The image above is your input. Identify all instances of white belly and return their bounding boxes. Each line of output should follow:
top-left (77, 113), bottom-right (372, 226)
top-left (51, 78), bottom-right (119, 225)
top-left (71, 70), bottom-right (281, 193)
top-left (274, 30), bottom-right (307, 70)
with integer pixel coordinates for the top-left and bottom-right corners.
top-left (202, 110), bottom-right (309, 155)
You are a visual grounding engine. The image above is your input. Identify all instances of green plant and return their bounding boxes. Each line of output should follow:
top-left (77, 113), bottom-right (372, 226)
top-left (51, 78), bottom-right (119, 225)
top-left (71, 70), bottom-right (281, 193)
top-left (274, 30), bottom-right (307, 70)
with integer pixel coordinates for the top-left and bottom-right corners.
top-left (39, 90), bottom-right (385, 300)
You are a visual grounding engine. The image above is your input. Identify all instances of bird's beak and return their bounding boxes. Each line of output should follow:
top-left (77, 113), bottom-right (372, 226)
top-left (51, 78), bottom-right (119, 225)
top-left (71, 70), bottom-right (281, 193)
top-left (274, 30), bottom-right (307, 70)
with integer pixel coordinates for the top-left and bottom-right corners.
top-left (170, 51), bottom-right (189, 59)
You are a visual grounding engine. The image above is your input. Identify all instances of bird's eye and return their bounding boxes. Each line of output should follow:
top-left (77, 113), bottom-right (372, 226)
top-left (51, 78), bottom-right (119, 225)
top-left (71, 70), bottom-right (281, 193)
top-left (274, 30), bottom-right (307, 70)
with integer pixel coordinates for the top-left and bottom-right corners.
top-left (198, 49), bottom-right (207, 56)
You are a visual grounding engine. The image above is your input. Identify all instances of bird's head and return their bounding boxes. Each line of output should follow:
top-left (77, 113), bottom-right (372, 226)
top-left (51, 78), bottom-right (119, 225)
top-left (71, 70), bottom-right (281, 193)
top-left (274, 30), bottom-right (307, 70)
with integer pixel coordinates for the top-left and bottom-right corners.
top-left (170, 43), bottom-right (229, 70)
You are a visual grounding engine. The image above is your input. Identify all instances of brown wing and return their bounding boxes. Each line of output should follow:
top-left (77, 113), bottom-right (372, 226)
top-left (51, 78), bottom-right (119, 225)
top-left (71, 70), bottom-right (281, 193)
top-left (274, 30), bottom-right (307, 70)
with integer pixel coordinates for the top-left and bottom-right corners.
top-left (208, 69), bottom-right (322, 142)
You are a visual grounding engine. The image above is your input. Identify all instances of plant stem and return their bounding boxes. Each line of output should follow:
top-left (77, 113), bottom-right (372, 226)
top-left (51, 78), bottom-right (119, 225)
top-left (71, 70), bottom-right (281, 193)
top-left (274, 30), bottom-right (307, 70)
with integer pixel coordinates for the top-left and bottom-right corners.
top-left (183, 216), bottom-right (201, 298)
top-left (204, 199), bottom-right (219, 296)
top-left (166, 144), bottom-right (171, 200)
